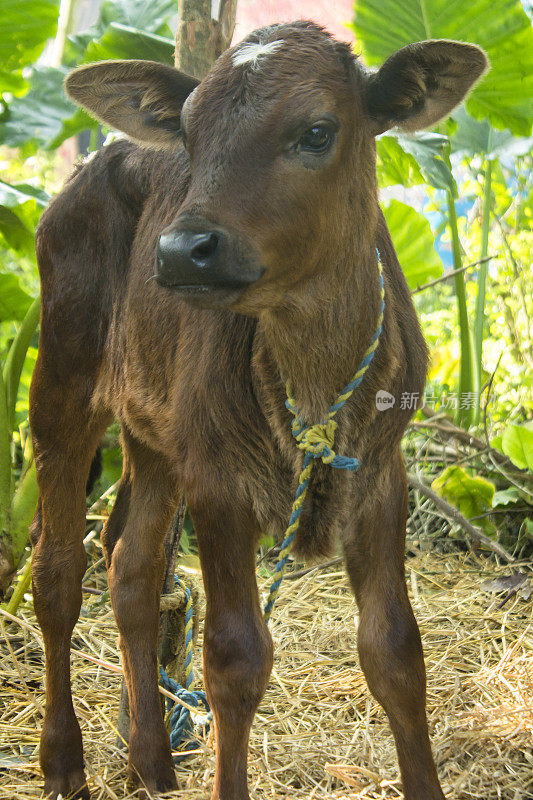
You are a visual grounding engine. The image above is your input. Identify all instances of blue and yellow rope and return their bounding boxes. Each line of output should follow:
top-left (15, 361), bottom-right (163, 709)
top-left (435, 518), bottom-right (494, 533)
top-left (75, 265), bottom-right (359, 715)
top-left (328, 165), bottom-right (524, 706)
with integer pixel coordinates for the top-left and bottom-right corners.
top-left (159, 576), bottom-right (212, 761)
top-left (264, 249), bottom-right (385, 621)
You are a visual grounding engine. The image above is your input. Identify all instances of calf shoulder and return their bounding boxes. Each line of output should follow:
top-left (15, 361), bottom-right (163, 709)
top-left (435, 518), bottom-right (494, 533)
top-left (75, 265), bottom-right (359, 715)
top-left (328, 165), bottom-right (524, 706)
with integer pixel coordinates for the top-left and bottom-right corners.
top-left (35, 140), bottom-right (176, 379)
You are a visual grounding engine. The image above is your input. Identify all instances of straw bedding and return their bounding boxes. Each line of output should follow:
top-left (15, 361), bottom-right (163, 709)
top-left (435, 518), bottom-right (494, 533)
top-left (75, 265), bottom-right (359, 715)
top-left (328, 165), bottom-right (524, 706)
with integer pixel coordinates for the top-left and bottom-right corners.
top-left (1, 545), bottom-right (531, 799)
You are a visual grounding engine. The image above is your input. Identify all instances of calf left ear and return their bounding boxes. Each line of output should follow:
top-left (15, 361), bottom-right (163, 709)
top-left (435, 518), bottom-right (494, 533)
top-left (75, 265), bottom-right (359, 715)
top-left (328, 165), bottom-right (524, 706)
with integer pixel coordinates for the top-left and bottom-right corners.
top-left (363, 40), bottom-right (488, 135)
top-left (65, 60), bottom-right (199, 148)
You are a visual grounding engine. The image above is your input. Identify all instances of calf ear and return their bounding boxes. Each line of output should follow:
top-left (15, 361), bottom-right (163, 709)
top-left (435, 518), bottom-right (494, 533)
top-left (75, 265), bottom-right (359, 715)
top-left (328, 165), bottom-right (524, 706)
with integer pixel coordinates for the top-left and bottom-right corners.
top-left (65, 60), bottom-right (199, 148)
top-left (363, 40), bottom-right (488, 135)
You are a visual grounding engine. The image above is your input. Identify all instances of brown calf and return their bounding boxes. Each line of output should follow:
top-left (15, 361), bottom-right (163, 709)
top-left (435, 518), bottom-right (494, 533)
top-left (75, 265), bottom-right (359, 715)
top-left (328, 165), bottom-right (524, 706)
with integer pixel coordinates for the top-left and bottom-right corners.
top-left (30, 21), bottom-right (487, 800)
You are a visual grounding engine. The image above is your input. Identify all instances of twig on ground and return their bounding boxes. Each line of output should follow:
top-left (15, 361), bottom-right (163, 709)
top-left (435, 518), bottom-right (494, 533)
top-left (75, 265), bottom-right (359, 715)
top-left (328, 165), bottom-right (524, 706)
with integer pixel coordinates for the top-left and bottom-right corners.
top-left (285, 557), bottom-right (344, 581)
top-left (411, 406), bottom-right (533, 484)
top-left (407, 472), bottom-right (515, 563)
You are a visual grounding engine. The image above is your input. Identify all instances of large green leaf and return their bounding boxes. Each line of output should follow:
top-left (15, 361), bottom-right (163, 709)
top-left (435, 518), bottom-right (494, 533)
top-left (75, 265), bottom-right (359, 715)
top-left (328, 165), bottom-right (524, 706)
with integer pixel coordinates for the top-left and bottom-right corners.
top-left (451, 106), bottom-right (533, 157)
top-left (0, 69), bottom-right (27, 95)
top-left (66, 0), bottom-right (175, 63)
top-left (0, 207), bottom-right (34, 253)
top-left (0, 0), bottom-right (59, 73)
top-left (0, 67), bottom-right (73, 148)
top-left (399, 132), bottom-right (455, 193)
top-left (432, 465), bottom-right (496, 533)
top-left (377, 136), bottom-right (424, 188)
top-left (0, 274), bottom-right (33, 322)
top-left (501, 422), bottom-right (533, 472)
top-left (352, 0), bottom-right (533, 135)
top-left (0, 67), bottom-right (96, 151)
top-left (99, 0), bottom-right (175, 35)
top-left (0, 181), bottom-right (48, 210)
top-left (0, 181), bottom-right (47, 256)
top-left (377, 131), bottom-right (455, 192)
top-left (381, 200), bottom-right (443, 289)
top-left (84, 23), bottom-right (174, 64)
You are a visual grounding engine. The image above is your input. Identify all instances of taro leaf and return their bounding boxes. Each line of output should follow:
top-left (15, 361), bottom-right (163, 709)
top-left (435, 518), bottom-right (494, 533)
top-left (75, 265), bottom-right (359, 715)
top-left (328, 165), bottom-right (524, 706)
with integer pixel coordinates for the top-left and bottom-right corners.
top-left (98, 0), bottom-right (176, 36)
top-left (84, 23), bottom-right (174, 64)
top-left (0, 180), bottom-right (46, 255)
top-left (377, 131), bottom-right (455, 192)
top-left (451, 106), bottom-right (533, 158)
top-left (501, 422), bottom-right (533, 472)
top-left (0, 274), bottom-right (33, 322)
top-left (431, 465), bottom-right (495, 533)
top-left (0, 206), bottom-right (34, 253)
top-left (66, 0), bottom-right (175, 63)
top-left (49, 108), bottom-right (98, 151)
top-left (0, 181), bottom-right (48, 210)
top-left (0, 67), bottom-right (80, 150)
top-left (396, 132), bottom-right (456, 193)
top-left (493, 487), bottom-right (521, 506)
top-left (0, 0), bottom-right (59, 73)
top-left (491, 434), bottom-right (503, 452)
top-left (0, 69), bottom-right (27, 95)
top-left (9, 183), bottom-right (49, 209)
top-left (377, 136), bottom-right (424, 188)
top-left (352, 0), bottom-right (533, 135)
top-left (381, 200), bottom-right (443, 289)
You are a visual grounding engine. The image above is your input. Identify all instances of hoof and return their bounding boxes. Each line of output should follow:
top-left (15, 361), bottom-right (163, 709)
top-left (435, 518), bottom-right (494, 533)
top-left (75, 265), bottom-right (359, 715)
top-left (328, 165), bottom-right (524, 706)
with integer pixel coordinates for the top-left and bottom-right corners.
top-left (43, 770), bottom-right (90, 799)
top-left (127, 763), bottom-right (178, 797)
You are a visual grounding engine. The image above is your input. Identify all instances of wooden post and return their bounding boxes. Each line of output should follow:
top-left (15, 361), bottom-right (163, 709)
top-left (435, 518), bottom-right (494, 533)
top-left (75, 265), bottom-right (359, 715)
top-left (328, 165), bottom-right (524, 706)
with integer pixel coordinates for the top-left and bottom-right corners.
top-left (175, 0), bottom-right (238, 78)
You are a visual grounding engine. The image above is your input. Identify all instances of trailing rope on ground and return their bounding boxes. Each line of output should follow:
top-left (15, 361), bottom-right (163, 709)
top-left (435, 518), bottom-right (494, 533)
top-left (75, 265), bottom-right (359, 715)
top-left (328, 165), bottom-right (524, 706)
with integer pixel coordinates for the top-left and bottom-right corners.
top-left (161, 248), bottom-right (385, 752)
top-left (159, 576), bottom-right (212, 762)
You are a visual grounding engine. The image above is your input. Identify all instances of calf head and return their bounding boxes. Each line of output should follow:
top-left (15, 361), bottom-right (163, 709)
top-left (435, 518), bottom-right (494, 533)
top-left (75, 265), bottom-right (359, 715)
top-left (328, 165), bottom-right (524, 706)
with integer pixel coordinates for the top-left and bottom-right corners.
top-left (66, 22), bottom-right (487, 313)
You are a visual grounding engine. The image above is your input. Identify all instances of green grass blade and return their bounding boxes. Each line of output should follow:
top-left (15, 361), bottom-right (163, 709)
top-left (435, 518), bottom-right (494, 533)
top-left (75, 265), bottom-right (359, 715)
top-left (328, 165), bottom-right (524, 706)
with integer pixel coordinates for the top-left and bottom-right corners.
top-left (0, 368), bottom-right (12, 539)
top-left (10, 460), bottom-right (38, 565)
top-left (3, 296), bottom-right (40, 434)
top-left (474, 159), bottom-right (493, 423)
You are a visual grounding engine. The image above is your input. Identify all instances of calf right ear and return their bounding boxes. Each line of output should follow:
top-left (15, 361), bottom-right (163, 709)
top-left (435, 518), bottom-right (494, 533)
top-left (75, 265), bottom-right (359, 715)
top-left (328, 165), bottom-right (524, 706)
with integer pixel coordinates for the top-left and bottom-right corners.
top-left (362, 40), bottom-right (488, 135)
top-left (65, 60), bottom-right (199, 149)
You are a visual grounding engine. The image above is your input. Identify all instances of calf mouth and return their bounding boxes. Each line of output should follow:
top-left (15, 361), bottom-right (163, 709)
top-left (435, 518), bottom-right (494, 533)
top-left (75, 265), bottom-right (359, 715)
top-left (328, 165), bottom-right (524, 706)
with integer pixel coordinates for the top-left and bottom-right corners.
top-left (161, 276), bottom-right (263, 309)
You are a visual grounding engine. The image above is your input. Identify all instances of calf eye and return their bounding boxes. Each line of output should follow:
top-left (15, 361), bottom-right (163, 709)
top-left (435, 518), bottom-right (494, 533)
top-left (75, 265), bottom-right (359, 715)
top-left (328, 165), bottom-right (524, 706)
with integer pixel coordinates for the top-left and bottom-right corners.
top-left (298, 124), bottom-right (334, 153)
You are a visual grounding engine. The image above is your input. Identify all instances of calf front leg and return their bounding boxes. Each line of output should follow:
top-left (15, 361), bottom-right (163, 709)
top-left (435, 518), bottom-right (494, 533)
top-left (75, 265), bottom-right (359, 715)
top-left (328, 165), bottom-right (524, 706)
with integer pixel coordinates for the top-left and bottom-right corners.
top-left (102, 428), bottom-right (180, 795)
top-left (343, 452), bottom-right (445, 800)
top-left (30, 369), bottom-right (109, 799)
top-left (188, 490), bottom-right (273, 800)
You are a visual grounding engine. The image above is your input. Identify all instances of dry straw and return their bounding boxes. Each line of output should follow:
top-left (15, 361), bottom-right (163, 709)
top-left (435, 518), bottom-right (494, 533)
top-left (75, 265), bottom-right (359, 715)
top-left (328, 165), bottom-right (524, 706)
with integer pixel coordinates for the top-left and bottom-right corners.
top-left (1, 545), bottom-right (531, 799)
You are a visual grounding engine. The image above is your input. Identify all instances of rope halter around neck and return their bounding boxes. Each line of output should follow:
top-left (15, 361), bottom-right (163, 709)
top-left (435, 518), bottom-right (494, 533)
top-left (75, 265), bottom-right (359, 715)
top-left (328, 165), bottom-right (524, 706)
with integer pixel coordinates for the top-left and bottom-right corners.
top-left (263, 248), bottom-right (385, 621)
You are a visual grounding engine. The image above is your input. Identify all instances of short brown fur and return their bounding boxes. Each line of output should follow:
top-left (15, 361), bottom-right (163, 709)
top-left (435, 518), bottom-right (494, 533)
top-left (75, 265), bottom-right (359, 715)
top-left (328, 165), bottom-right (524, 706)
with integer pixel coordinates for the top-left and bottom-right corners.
top-left (29, 21), bottom-right (487, 800)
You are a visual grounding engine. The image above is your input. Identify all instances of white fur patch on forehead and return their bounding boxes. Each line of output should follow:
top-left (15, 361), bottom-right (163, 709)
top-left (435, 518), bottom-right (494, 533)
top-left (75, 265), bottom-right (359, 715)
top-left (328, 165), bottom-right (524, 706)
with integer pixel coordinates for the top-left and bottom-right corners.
top-left (232, 40), bottom-right (284, 69)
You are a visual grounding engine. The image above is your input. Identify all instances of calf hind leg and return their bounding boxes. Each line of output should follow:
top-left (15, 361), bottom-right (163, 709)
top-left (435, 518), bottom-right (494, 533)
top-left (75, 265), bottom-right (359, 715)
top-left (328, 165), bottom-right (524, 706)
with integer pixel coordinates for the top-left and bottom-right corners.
top-left (30, 368), bottom-right (109, 800)
top-left (343, 454), bottom-right (445, 800)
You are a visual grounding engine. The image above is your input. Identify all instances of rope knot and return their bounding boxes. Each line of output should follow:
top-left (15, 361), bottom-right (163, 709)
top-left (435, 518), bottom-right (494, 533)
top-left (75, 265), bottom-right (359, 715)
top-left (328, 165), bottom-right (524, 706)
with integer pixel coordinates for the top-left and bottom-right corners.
top-left (295, 419), bottom-right (338, 464)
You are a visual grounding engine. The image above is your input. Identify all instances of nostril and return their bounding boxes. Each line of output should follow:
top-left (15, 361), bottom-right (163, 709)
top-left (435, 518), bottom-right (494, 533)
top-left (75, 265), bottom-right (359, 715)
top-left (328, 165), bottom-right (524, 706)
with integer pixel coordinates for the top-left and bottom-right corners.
top-left (190, 232), bottom-right (219, 264)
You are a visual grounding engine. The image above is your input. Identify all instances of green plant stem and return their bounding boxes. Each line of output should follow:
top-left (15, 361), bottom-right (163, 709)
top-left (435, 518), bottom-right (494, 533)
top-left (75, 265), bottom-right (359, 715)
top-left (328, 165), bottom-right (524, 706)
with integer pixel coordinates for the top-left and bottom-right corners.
top-left (88, 126), bottom-right (98, 152)
top-left (4, 553), bottom-right (32, 615)
top-left (446, 189), bottom-right (478, 428)
top-left (3, 296), bottom-right (40, 434)
top-left (0, 367), bottom-right (12, 540)
top-left (10, 460), bottom-right (38, 566)
top-left (474, 159), bottom-right (493, 423)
